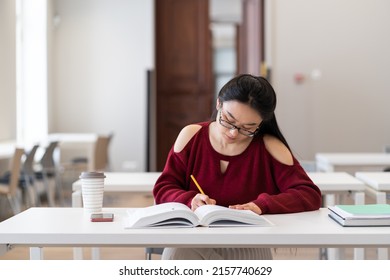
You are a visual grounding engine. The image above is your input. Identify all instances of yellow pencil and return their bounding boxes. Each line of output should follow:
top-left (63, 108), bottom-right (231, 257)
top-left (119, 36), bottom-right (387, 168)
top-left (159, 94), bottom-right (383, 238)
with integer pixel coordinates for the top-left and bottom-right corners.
top-left (190, 174), bottom-right (205, 195)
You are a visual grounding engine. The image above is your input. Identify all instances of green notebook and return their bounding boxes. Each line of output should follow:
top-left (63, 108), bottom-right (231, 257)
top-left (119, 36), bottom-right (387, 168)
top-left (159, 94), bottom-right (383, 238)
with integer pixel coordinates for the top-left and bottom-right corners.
top-left (334, 204), bottom-right (390, 217)
top-left (328, 204), bottom-right (390, 226)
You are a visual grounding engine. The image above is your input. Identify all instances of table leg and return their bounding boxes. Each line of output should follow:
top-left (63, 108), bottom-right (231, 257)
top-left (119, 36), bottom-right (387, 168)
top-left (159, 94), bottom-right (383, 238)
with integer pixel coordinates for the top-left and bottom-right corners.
top-left (0, 244), bottom-right (8, 256)
top-left (91, 247), bottom-right (100, 259)
top-left (327, 248), bottom-right (341, 259)
top-left (72, 190), bottom-right (83, 207)
top-left (376, 191), bottom-right (387, 204)
top-left (324, 193), bottom-right (336, 207)
top-left (377, 248), bottom-right (389, 260)
top-left (374, 191), bottom-right (388, 259)
top-left (71, 187), bottom-right (82, 259)
top-left (71, 190), bottom-right (85, 259)
top-left (352, 192), bottom-right (366, 259)
top-left (73, 247), bottom-right (84, 260)
top-left (30, 247), bottom-right (44, 260)
top-left (324, 194), bottom-right (340, 259)
top-left (354, 192), bottom-right (365, 205)
top-left (353, 248), bottom-right (364, 260)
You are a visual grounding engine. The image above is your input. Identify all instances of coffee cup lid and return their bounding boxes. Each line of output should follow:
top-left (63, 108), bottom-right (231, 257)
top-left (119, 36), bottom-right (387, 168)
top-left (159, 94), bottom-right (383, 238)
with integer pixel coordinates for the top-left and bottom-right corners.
top-left (79, 171), bottom-right (106, 179)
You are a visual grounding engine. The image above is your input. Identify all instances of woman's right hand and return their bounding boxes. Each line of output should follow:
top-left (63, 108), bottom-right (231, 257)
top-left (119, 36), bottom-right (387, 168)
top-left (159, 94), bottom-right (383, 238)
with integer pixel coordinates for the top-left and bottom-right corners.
top-left (191, 194), bottom-right (216, 211)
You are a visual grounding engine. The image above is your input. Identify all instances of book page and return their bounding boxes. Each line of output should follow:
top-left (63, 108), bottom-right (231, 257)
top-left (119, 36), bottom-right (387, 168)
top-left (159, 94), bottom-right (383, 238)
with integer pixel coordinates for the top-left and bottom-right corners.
top-left (194, 205), bottom-right (273, 227)
top-left (124, 202), bottom-right (199, 228)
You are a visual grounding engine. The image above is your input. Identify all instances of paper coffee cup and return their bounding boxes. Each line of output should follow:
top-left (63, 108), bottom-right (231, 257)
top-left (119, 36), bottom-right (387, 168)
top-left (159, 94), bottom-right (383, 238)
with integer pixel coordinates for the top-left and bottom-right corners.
top-left (80, 171), bottom-right (106, 215)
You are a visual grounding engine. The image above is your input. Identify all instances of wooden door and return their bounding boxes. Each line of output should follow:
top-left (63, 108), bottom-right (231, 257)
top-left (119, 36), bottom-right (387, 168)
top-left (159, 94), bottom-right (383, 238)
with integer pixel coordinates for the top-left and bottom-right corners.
top-left (237, 0), bottom-right (264, 76)
top-left (155, 0), bottom-right (213, 171)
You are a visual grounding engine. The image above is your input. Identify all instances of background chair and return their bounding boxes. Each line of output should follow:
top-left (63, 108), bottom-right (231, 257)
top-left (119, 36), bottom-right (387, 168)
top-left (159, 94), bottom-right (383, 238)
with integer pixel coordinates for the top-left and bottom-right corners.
top-left (145, 247), bottom-right (164, 260)
top-left (60, 134), bottom-right (112, 194)
top-left (34, 141), bottom-right (63, 206)
top-left (0, 148), bottom-right (25, 216)
top-left (20, 144), bottom-right (40, 207)
top-left (69, 133), bottom-right (113, 172)
top-left (384, 146), bottom-right (390, 172)
top-left (93, 134), bottom-right (113, 171)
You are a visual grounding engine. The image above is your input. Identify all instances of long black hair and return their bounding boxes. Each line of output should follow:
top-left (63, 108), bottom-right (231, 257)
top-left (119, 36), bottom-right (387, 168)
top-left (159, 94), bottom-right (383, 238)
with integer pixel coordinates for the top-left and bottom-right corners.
top-left (212, 74), bottom-right (290, 150)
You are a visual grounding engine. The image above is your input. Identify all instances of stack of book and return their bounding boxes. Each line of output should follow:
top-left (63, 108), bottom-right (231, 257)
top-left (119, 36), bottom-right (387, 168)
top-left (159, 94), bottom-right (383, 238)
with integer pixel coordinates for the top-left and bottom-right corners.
top-left (328, 204), bottom-right (390, 226)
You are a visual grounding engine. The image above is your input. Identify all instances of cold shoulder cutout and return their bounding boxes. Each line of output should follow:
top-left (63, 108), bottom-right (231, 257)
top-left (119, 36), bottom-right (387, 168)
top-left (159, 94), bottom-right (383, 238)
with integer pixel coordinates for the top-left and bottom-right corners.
top-left (263, 135), bottom-right (293, 166)
top-left (173, 124), bottom-right (202, 153)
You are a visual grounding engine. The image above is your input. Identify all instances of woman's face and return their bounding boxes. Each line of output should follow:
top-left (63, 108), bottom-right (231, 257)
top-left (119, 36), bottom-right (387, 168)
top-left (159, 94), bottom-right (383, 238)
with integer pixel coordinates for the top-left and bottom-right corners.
top-left (217, 100), bottom-right (262, 143)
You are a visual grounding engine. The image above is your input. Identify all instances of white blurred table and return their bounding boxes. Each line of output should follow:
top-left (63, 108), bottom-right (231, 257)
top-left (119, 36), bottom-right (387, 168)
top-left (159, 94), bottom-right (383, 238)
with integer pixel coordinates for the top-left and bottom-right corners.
top-left (307, 172), bottom-right (365, 206)
top-left (355, 172), bottom-right (390, 204)
top-left (72, 172), bottom-right (161, 207)
top-left (0, 141), bottom-right (16, 160)
top-left (316, 153), bottom-right (390, 173)
top-left (73, 172), bottom-right (364, 208)
top-left (47, 133), bottom-right (98, 171)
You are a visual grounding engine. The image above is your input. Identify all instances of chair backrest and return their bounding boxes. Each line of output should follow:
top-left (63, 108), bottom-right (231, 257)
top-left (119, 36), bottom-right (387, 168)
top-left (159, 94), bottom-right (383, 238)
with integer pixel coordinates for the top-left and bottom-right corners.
top-left (23, 144), bottom-right (39, 176)
top-left (40, 141), bottom-right (58, 170)
top-left (94, 135), bottom-right (112, 171)
top-left (9, 148), bottom-right (25, 196)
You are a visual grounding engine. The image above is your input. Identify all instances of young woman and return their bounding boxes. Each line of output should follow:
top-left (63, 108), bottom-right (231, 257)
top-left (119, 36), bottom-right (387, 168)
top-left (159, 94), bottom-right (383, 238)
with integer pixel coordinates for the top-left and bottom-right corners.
top-left (153, 74), bottom-right (322, 259)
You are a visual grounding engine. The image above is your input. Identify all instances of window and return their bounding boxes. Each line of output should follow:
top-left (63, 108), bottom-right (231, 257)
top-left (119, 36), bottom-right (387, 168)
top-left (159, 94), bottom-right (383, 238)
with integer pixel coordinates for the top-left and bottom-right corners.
top-left (16, 0), bottom-right (48, 146)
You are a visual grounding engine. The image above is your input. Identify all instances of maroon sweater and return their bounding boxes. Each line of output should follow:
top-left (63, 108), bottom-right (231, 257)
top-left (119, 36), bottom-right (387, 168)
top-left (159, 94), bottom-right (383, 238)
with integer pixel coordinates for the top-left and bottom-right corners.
top-left (153, 122), bottom-right (322, 214)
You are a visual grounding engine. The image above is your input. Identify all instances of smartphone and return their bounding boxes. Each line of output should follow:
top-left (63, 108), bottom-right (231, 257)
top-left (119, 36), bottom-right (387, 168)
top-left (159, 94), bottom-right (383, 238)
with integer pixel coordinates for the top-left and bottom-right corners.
top-left (90, 213), bottom-right (114, 222)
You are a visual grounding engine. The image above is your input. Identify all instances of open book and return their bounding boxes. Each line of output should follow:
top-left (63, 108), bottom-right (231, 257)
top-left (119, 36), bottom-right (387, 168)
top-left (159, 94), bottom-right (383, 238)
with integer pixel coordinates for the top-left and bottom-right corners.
top-left (123, 202), bottom-right (273, 228)
top-left (328, 204), bottom-right (390, 226)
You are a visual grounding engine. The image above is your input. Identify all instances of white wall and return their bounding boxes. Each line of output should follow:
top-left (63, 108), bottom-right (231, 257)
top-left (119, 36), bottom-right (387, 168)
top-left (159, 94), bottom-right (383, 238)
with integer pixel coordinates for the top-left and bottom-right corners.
top-left (0, 0), bottom-right (16, 141)
top-left (3, 0), bottom-right (390, 171)
top-left (49, 0), bottom-right (154, 171)
top-left (270, 0), bottom-right (390, 160)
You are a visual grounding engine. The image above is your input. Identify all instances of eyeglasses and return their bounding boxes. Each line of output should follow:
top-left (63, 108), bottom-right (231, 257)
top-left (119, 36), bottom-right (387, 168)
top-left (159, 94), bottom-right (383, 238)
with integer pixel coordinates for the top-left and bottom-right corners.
top-left (218, 110), bottom-right (259, 137)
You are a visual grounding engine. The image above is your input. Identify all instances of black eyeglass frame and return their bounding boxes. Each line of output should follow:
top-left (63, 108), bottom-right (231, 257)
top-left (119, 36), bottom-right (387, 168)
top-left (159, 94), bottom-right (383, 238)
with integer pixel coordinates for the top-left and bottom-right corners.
top-left (218, 110), bottom-right (259, 137)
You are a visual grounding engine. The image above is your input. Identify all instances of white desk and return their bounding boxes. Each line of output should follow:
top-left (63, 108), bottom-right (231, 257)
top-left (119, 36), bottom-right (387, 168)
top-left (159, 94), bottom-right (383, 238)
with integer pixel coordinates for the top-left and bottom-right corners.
top-left (0, 141), bottom-right (16, 160)
top-left (307, 172), bottom-right (365, 206)
top-left (315, 153), bottom-right (390, 173)
top-left (355, 172), bottom-right (390, 204)
top-left (72, 172), bottom-right (161, 207)
top-left (1, 207), bottom-right (390, 260)
top-left (72, 171), bottom-right (367, 260)
top-left (47, 133), bottom-right (97, 144)
top-left (354, 171), bottom-right (390, 260)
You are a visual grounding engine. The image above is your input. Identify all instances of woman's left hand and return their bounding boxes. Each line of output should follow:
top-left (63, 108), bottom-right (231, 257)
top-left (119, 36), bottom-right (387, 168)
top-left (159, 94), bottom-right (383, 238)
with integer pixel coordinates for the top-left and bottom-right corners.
top-left (229, 202), bottom-right (262, 214)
